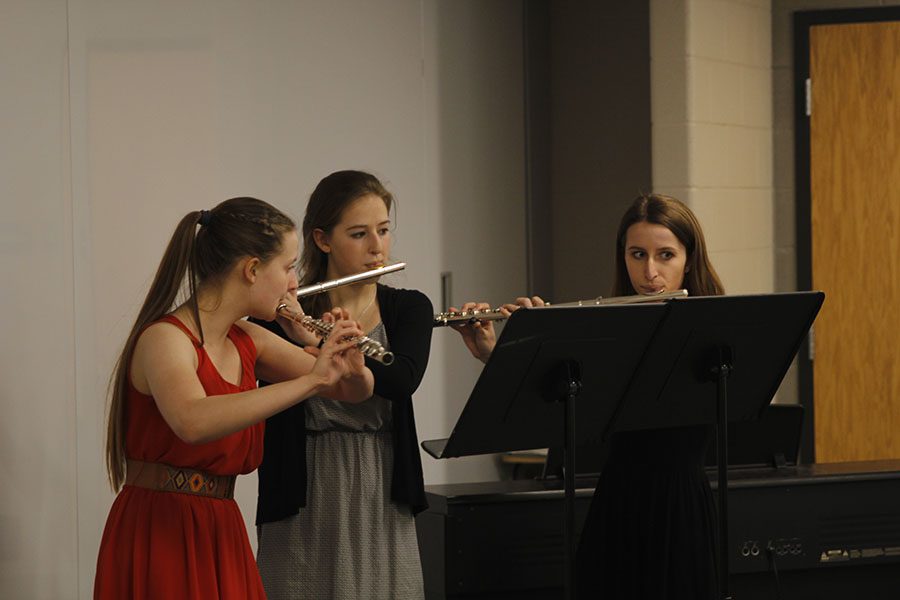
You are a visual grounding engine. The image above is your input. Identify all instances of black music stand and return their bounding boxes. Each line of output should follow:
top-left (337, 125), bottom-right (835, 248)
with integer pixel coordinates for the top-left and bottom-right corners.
top-left (423, 302), bottom-right (670, 600)
top-left (608, 291), bottom-right (824, 600)
top-left (424, 292), bottom-right (823, 600)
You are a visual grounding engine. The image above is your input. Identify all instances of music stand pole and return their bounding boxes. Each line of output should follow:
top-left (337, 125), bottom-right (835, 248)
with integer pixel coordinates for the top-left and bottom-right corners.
top-left (711, 349), bottom-right (734, 600)
top-left (551, 360), bottom-right (583, 600)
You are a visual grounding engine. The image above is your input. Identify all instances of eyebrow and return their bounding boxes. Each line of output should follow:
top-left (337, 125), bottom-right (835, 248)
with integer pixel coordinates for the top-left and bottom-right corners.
top-left (345, 220), bottom-right (391, 230)
top-left (627, 245), bottom-right (679, 252)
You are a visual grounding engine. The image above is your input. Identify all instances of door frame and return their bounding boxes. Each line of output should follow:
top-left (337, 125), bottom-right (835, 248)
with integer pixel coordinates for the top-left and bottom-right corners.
top-left (793, 6), bottom-right (900, 463)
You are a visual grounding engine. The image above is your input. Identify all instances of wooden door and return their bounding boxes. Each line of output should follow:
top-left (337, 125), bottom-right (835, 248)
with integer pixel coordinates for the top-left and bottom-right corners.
top-left (809, 21), bottom-right (900, 462)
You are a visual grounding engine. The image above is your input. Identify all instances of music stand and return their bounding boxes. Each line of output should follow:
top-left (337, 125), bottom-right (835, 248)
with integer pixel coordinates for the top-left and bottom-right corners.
top-left (609, 291), bottom-right (824, 599)
top-left (423, 302), bottom-right (670, 599)
top-left (425, 292), bottom-right (823, 599)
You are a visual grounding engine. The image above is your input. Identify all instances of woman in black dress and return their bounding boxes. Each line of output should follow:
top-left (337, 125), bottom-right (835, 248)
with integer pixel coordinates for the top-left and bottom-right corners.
top-left (452, 193), bottom-right (724, 599)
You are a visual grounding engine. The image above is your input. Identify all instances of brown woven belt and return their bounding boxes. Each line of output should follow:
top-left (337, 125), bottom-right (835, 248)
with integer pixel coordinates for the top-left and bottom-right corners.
top-left (125, 459), bottom-right (236, 500)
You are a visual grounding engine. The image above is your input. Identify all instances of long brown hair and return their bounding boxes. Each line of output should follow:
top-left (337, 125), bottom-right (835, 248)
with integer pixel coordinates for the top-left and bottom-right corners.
top-left (612, 193), bottom-right (724, 297)
top-left (105, 197), bottom-right (295, 490)
top-left (298, 170), bottom-right (393, 318)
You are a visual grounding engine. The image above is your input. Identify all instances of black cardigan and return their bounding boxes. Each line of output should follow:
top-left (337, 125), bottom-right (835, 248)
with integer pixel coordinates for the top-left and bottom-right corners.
top-left (254, 284), bottom-right (433, 525)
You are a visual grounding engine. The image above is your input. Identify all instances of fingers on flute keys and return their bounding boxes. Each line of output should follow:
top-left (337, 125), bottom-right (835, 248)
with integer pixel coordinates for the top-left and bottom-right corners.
top-left (321, 306), bottom-right (353, 323)
top-left (321, 319), bottom-right (364, 354)
top-left (449, 302), bottom-right (493, 329)
top-left (501, 295), bottom-right (546, 313)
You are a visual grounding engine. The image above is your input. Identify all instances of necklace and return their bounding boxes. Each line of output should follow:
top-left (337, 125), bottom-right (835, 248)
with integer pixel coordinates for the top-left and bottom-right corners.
top-left (355, 292), bottom-right (377, 323)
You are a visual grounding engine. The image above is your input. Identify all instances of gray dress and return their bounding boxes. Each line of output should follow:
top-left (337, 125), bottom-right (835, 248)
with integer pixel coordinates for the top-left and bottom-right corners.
top-left (256, 323), bottom-right (425, 600)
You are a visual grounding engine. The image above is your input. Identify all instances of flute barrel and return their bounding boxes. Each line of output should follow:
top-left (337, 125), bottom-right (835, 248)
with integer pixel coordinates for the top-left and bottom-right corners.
top-left (432, 290), bottom-right (688, 328)
top-left (295, 262), bottom-right (406, 299)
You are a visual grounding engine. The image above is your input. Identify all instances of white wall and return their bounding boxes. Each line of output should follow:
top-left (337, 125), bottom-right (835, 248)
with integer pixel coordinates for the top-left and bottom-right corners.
top-left (423, 1), bottom-right (527, 484)
top-left (0, 1), bottom-right (526, 598)
top-left (0, 3), bottom-right (77, 599)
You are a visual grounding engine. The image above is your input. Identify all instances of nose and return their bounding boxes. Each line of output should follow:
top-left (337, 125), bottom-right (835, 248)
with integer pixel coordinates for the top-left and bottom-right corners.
top-left (644, 259), bottom-right (659, 281)
top-left (287, 269), bottom-right (299, 291)
top-left (370, 232), bottom-right (384, 255)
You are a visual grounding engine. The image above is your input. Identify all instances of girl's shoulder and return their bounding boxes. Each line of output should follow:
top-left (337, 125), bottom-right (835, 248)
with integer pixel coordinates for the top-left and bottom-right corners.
top-left (377, 284), bottom-right (433, 311)
top-left (139, 315), bottom-right (199, 348)
top-left (377, 285), bottom-right (434, 334)
top-left (233, 318), bottom-right (269, 346)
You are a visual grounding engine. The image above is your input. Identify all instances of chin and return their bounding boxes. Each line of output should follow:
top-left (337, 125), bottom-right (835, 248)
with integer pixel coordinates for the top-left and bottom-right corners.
top-left (250, 308), bottom-right (278, 322)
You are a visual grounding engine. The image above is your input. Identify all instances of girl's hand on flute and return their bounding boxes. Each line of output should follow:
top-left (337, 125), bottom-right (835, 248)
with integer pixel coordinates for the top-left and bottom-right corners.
top-left (500, 295), bottom-right (546, 313)
top-left (309, 313), bottom-right (366, 388)
top-left (327, 307), bottom-right (367, 379)
top-left (449, 301), bottom-right (498, 364)
top-left (450, 297), bottom-right (546, 364)
top-left (275, 292), bottom-right (321, 347)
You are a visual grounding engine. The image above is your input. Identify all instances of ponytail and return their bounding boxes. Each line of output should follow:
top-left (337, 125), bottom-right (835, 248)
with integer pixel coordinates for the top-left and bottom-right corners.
top-left (105, 211), bottom-right (203, 489)
top-left (105, 198), bottom-right (295, 490)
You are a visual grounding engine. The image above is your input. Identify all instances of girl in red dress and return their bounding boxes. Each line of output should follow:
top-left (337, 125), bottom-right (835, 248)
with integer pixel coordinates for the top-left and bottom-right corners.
top-left (94, 197), bottom-right (374, 599)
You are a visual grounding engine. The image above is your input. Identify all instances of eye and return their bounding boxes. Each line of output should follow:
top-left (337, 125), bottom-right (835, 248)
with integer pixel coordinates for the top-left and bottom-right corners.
top-left (378, 227), bottom-right (390, 236)
top-left (660, 251), bottom-right (675, 260)
top-left (630, 250), bottom-right (646, 259)
top-left (350, 231), bottom-right (365, 239)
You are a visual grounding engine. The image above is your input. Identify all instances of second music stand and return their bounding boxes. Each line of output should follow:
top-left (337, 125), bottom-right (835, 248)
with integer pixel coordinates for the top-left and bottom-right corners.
top-left (424, 302), bottom-right (670, 599)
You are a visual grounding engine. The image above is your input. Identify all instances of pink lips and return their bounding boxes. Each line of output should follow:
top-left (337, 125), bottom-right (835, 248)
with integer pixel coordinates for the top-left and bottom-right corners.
top-left (640, 286), bottom-right (664, 295)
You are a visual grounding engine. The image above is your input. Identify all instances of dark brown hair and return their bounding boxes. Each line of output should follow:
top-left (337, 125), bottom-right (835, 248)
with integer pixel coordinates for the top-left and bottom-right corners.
top-left (612, 193), bottom-right (724, 297)
top-left (298, 170), bottom-right (393, 317)
top-left (105, 197), bottom-right (295, 489)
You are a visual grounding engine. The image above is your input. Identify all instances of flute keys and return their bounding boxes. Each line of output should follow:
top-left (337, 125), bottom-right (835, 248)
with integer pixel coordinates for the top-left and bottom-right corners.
top-left (275, 305), bottom-right (393, 365)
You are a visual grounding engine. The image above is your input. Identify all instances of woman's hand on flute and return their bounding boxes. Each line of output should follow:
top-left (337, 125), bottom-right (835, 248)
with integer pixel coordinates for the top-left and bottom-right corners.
top-left (501, 296), bottom-right (546, 311)
top-left (451, 297), bottom-right (547, 364)
top-left (309, 309), bottom-right (373, 403)
top-left (449, 302), bottom-right (497, 363)
top-left (328, 307), bottom-right (367, 380)
top-left (450, 298), bottom-right (534, 363)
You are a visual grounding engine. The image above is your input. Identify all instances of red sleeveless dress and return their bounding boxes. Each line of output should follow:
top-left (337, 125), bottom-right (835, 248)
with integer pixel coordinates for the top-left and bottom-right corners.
top-left (94, 316), bottom-right (266, 599)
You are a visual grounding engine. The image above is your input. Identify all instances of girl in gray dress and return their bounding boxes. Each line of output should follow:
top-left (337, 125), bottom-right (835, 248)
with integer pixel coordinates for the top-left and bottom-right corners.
top-left (254, 170), bottom-right (433, 599)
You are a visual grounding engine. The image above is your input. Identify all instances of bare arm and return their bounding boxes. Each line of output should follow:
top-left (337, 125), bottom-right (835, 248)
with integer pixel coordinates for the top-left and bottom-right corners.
top-left (237, 317), bottom-right (374, 403)
top-left (134, 320), bottom-right (369, 444)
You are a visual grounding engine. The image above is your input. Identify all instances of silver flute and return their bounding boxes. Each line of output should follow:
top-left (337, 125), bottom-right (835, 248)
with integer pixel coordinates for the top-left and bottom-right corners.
top-left (276, 305), bottom-right (394, 365)
top-left (295, 262), bottom-right (406, 298)
top-left (433, 289), bottom-right (689, 327)
top-left (277, 262), bottom-right (405, 365)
